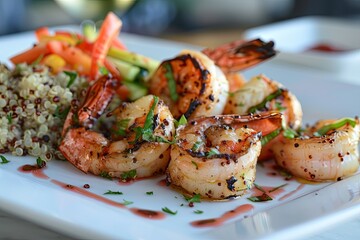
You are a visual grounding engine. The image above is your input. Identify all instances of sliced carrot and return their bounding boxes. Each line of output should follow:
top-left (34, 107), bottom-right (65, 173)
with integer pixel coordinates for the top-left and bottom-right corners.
top-left (35, 27), bottom-right (50, 41)
top-left (90, 12), bottom-right (122, 80)
top-left (10, 44), bottom-right (48, 65)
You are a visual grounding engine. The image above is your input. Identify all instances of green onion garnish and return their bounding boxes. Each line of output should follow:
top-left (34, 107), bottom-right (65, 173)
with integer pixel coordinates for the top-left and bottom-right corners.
top-left (314, 118), bottom-right (356, 136)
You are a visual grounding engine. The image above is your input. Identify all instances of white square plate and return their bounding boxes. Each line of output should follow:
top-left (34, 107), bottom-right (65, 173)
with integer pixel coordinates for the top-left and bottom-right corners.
top-left (0, 27), bottom-right (360, 240)
top-left (244, 16), bottom-right (360, 83)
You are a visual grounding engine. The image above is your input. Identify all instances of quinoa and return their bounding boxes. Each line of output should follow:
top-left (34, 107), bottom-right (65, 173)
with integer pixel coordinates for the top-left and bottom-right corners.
top-left (0, 63), bottom-right (88, 161)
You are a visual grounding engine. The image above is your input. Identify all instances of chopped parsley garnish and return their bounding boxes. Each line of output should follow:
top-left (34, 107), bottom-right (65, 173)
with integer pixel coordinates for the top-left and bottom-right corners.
top-left (314, 118), bottom-right (356, 136)
top-left (146, 191), bottom-right (154, 195)
top-left (254, 183), bottom-right (266, 193)
top-left (164, 63), bottom-right (179, 101)
top-left (115, 118), bottom-right (130, 137)
top-left (36, 157), bottom-right (46, 168)
top-left (122, 199), bottom-right (134, 206)
top-left (193, 210), bottom-right (203, 214)
top-left (274, 101), bottom-right (286, 111)
top-left (174, 115), bottom-right (187, 128)
top-left (64, 71), bottom-right (77, 88)
top-left (132, 96), bottom-right (174, 144)
top-left (133, 96), bottom-right (158, 142)
top-left (0, 155), bottom-right (10, 164)
top-left (99, 66), bottom-right (109, 75)
top-left (247, 183), bottom-right (288, 202)
top-left (261, 128), bottom-right (281, 146)
top-left (206, 148), bottom-right (220, 157)
top-left (248, 88), bottom-right (284, 113)
top-left (191, 160), bottom-right (199, 170)
top-left (54, 106), bottom-right (70, 120)
top-left (184, 194), bottom-right (201, 203)
top-left (99, 171), bottom-right (113, 180)
top-left (247, 193), bottom-right (273, 202)
top-left (120, 169), bottom-right (137, 182)
top-left (191, 141), bottom-right (203, 152)
top-left (283, 128), bottom-right (299, 139)
top-left (6, 113), bottom-right (12, 124)
top-left (269, 183), bottom-right (288, 193)
top-left (104, 190), bottom-right (123, 195)
top-left (162, 207), bottom-right (177, 215)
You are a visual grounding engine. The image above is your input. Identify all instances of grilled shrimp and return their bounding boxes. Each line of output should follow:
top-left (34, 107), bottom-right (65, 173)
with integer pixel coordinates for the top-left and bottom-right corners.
top-left (272, 118), bottom-right (360, 181)
top-left (148, 39), bottom-right (276, 120)
top-left (224, 74), bottom-right (303, 160)
top-left (59, 75), bottom-right (175, 179)
top-left (224, 74), bottom-right (302, 129)
top-left (167, 112), bottom-right (283, 200)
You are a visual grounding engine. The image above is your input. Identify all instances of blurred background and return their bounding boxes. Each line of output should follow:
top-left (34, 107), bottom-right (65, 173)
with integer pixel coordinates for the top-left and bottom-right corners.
top-left (1, 0), bottom-right (360, 46)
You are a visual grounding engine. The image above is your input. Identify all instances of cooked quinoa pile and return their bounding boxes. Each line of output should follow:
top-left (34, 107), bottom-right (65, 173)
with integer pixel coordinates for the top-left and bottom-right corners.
top-left (0, 63), bottom-right (88, 160)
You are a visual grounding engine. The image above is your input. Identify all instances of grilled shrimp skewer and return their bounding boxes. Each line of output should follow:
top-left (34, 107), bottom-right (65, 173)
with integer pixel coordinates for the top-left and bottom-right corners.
top-left (167, 112), bottom-right (283, 200)
top-left (59, 75), bottom-right (175, 179)
top-left (272, 118), bottom-right (360, 181)
top-left (149, 39), bottom-right (276, 120)
top-left (224, 74), bottom-right (303, 160)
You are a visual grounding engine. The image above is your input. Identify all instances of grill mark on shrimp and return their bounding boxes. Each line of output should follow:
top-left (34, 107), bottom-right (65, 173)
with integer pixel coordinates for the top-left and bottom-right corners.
top-left (184, 99), bottom-right (201, 119)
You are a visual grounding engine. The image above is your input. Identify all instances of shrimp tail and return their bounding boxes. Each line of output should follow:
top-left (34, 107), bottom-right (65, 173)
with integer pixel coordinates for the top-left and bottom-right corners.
top-left (202, 39), bottom-right (276, 73)
top-left (78, 74), bottom-right (117, 128)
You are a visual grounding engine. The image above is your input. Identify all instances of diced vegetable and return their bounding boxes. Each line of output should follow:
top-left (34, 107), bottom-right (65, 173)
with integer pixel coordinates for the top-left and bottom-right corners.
top-left (47, 41), bottom-right (91, 75)
top-left (122, 81), bottom-right (148, 101)
top-left (107, 56), bottom-right (141, 81)
top-left (108, 47), bottom-right (159, 75)
top-left (42, 54), bottom-right (66, 73)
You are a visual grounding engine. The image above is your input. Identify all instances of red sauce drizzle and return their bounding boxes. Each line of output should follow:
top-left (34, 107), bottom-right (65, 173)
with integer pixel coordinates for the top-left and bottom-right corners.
top-left (266, 172), bottom-right (278, 177)
top-left (130, 208), bottom-right (166, 220)
top-left (190, 204), bottom-right (253, 228)
top-left (306, 43), bottom-right (346, 53)
top-left (18, 164), bottom-right (49, 179)
top-left (51, 179), bottom-right (167, 220)
top-left (158, 179), bottom-right (168, 187)
top-left (51, 179), bottom-right (125, 209)
top-left (279, 184), bottom-right (305, 201)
